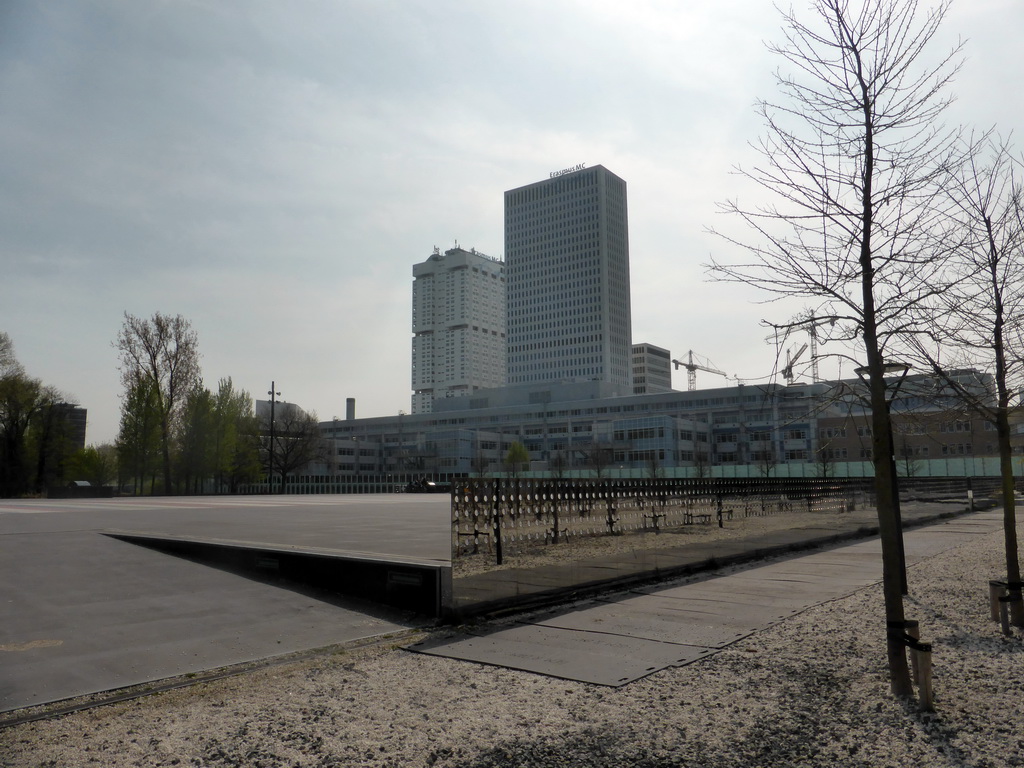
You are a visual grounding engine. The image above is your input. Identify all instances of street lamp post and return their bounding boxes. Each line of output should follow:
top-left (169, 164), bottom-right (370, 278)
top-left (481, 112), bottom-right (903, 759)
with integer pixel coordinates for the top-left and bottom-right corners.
top-left (267, 382), bottom-right (280, 493)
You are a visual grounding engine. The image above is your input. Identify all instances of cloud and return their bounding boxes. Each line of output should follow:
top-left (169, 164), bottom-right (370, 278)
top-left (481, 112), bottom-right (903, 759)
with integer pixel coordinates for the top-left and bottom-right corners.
top-left (1, 0), bottom-right (1020, 444)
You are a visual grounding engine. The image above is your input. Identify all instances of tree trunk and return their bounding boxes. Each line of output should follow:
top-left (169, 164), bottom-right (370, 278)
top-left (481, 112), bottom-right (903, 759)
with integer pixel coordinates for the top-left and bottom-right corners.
top-left (996, 408), bottom-right (1023, 625)
top-left (160, 415), bottom-right (173, 495)
top-left (858, 66), bottom-right (913, 697)
top-left (868, 372), bottom-right (913, 697)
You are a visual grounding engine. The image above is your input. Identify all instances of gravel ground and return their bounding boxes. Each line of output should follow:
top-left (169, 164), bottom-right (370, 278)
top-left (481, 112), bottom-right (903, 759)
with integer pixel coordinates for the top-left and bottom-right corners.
top-left (4, 525), bottom-right (1023, 768)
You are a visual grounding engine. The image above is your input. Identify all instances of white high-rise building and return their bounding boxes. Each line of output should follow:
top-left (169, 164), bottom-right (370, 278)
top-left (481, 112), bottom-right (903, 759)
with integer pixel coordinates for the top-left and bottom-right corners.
top-left (411, 246), bottom-right (506, 414)
top-left (632, 343), bottom-right (674, 394)
top-left (505, 165), bottom-right (632, 389)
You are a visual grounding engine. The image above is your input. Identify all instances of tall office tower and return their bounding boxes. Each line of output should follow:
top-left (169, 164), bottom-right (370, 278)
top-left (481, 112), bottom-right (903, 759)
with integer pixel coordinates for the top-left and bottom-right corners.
top-left (632, 343), bottom-right (674, 394)
top-left (505, 165), bottom-right (632, 388)
top-left (411, 246), bottom-right (506, 414)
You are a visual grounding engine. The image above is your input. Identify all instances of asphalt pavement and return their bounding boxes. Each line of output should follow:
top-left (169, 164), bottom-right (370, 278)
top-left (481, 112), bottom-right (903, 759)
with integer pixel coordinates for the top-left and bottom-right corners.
top-left (0, 495), bottom-right (449, 713)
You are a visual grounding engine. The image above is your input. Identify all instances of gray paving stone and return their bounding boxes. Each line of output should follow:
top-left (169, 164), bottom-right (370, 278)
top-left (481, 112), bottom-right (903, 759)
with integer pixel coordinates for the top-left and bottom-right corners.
top-left (408, 625), bottom-right (716, 686)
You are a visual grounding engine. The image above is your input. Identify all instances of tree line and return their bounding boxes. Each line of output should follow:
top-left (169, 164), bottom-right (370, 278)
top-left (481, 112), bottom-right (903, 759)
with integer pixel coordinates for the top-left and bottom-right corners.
top-left (1, 313), bottom-right (329, 499)
top-left (0, 331), bottom-right (92, 496)
top-left (114, 311), bottom-right (324, 495)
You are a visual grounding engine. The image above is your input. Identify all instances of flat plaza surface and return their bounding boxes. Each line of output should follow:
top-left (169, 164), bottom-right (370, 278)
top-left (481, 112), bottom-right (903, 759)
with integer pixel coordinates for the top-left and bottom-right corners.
top-left (0, 493), bottom-right (993, 715)
top-left (0, 494), bottom-right (450, 712)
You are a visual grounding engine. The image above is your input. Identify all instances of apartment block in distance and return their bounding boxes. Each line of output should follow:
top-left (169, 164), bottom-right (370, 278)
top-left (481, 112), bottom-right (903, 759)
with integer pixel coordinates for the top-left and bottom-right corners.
top-left (504, 164), bottom-right (632, 390)
top-left (632, 343), bottom-right (674, 394)
top-left (411, 246), bottom-right (506, 414)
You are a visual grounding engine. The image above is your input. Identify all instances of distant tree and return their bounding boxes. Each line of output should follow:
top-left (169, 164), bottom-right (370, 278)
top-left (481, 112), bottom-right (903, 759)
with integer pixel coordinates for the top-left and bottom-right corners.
top-left (70, 444), bottom-right (118, 487)
top-left (0, 334), bottom-right (68, 497)
top-left (581, 441), bottom-right (614, 479)
top-left (0, 332), bottom-right (21, 378)
top-left (549, 449), bottom-right (569, 480)
top-left (30, 401), bottom-right (81, 492)
top-left (470, 438), bottom-right (490, 478)
top-left (115, 312), bottom-right (201, 494)
top-left (211, 378), bottom-right (260, 492)
top-left (815, 440), bottom-right (836, 479)
top-left (895, 435), bottom-right (923, 479)
top-left (756, 447), bottom-right (778, 478)
top-left (0, 369), bottom-right (60, 497)
top-left (692, 448), bottom-right (711, 480)
top-left (116, 376), bottom-right (162, 495)
top-left (262, 405), bottom-right (325, 492)
top-left (177, 385), bottom-right (215, 494)
top-left (646, 451), bottom-right (663, 480)
top-left (470, 452), bottom-right (488, 478)
top-left (504, 441), bottom-right (529, 479)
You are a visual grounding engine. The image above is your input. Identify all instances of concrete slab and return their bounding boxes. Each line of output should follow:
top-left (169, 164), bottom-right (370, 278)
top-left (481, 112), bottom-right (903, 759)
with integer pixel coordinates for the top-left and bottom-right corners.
top-left (530, 598), bottom-right (759, 648)
top-left (626, 590), bottom-right (808, 622)
top-left (725, 572), bottom-right (872, 594)
top-left (407, 625), bottom-right (715, 686)
top-left (640, 583), bottom-right (817, 613)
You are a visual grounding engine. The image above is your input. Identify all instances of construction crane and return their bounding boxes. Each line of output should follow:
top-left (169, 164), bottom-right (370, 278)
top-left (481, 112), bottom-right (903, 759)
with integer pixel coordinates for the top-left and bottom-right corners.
top-left (671, 350), bottom-right (727, 391)
top-left (764, 310), bottom-right (836, 383)
top-left (780, 343), bottom-right (808, 385)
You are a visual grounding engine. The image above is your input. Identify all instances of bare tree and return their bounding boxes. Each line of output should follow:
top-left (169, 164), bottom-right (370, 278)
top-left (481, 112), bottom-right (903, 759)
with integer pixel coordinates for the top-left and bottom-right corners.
top-left (0, 332), bottom-right (22, 378)
top-left (115, 313), bottom-right (201, 494)
top-left (707, 0), bottom-right (962, 697)
top-left (755, 446), bottom-right (778, 478)
top-left (692, 447), bottom-right (711, 479)
top-left (910, 134), bottom-right (1024, 624)
top-left (580, 441), bottom-right (614, 480)
top-left (548, 449), bottom-right (569, 480)
top-left (470, 450), bottom-right (489, 478)
top-left (261, 404), bottom-right (326, 492)
top-left (895, 434), bottom-right (923, 478)
top-left (646, 451), bottom-right (663, 480)
top-left (815, 442), bottom-right (836, 479)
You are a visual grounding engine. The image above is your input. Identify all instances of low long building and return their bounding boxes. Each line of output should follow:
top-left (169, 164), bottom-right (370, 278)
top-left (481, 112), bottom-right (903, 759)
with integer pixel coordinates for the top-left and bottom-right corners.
top-left (309, 369), bottom-right (1011, 486)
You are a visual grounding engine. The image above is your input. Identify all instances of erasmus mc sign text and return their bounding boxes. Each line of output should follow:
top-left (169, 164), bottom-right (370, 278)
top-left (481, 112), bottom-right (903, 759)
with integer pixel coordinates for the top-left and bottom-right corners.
top-left (550, 163), bottom-right (586, 178)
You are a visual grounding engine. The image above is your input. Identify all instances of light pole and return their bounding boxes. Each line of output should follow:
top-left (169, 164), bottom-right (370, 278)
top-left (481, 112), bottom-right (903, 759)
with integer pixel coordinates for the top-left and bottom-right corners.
top-left (267, 382), bottom-right (280, 493)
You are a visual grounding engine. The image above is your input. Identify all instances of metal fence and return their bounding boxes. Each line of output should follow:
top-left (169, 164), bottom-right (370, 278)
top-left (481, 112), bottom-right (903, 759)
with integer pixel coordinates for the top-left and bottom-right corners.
top-left (452, 477), bottom-right (860, 561)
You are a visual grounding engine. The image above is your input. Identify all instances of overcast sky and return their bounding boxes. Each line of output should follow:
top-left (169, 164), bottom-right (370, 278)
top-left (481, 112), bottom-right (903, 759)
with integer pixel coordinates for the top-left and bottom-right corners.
top-left (1, 0), bottom-right (1020, 445)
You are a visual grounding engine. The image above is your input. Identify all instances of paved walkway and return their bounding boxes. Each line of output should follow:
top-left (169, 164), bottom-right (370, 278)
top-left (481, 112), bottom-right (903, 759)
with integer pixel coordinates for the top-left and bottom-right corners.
top-left (411, 509), bottom-right (1006, 686)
